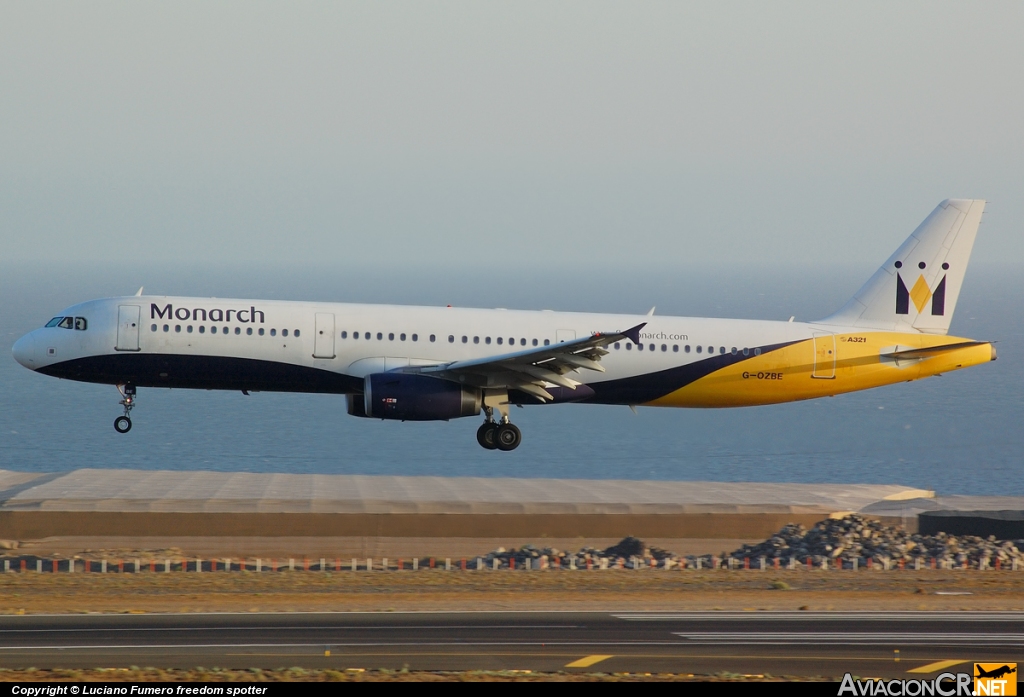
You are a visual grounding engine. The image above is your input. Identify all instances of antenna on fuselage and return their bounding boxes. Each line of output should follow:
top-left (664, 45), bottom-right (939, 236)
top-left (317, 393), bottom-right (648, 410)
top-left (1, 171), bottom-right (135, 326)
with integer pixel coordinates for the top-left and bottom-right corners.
top-left (135, 287), bottom-right (144, 296)
top-left (647, 307), bottom-right (655, 316)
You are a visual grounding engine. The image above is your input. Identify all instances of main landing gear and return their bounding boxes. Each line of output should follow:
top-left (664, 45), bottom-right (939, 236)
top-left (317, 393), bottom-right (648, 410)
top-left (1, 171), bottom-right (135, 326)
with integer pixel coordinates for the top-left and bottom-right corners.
top-left (114, 384), bottom-right (136, 433)
top-left (476, 400), bottom-right (522, 451)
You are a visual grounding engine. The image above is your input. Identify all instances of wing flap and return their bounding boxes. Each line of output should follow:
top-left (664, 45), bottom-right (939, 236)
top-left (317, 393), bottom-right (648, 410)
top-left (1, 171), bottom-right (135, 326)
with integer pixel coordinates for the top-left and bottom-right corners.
top-left (401, 322), bottom-right (646, 400)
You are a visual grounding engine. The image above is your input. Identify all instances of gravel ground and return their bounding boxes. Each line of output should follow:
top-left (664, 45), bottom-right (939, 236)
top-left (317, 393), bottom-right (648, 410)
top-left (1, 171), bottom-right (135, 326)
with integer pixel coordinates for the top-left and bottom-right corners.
top-left (0, 667), bottom-right (829, 682)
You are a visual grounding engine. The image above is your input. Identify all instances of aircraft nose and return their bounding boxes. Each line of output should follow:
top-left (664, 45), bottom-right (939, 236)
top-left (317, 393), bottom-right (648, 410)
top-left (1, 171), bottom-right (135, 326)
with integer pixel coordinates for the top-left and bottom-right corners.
top-left (12, 332), bottom-right (36, 369)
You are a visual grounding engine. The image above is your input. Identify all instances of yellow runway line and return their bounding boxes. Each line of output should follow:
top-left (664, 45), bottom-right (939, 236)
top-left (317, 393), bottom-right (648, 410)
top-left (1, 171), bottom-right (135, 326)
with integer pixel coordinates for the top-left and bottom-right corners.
top-left (908, 660), bottom-right (968, 674)
top-left (565, 655), bottom-right (614, 668)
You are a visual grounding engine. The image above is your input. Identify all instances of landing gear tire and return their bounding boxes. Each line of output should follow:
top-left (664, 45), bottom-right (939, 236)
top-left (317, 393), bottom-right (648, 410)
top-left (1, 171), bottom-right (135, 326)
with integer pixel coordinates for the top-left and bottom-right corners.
top-left (477, 422), bottom-right (499, 450)
top-left (114, 416), bottom-right (132, 433)
top-left (495, 423), bottom-right (522, 451)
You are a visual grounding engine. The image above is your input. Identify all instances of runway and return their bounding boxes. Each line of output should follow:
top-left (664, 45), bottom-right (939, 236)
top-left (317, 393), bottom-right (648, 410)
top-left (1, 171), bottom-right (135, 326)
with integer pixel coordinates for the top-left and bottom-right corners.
top-left (0, 612), bottom-right (1018, 678)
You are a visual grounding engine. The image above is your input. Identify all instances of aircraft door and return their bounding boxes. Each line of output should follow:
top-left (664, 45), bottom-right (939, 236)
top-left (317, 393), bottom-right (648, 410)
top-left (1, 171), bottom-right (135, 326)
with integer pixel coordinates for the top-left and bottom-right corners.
top-left (115, 305), bottom-right (141, 352)
top-left (812, 332), bottom-right (836, 379)
top-left (556, 329), bottom-right (576, 343)
top-left (313, 313), bottom-right (336, 359)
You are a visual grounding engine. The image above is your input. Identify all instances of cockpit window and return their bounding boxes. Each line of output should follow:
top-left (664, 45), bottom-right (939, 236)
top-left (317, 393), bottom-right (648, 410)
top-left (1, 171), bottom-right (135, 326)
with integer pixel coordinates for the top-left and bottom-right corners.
top-left (74, 317), bottom-right (88, 331)
top-left (57, 317), bottom-right (74, 329)
top-left (45, 317), bottom-right (63, 328)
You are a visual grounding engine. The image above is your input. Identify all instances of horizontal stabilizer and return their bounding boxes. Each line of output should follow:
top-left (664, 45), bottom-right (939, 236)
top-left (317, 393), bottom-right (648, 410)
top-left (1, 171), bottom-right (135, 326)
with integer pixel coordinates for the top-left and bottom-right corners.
top-left (881, 341), bottom-right (990, 360)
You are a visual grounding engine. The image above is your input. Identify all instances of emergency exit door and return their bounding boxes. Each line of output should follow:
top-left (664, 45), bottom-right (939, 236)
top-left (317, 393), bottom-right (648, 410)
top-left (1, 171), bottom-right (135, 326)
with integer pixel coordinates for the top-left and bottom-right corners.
top-left (313, 313), bottom-right (336, 359)
top-left (115, 305), bottom-right (140, 352)
top-left (812, 332), bottom-right (836, 379)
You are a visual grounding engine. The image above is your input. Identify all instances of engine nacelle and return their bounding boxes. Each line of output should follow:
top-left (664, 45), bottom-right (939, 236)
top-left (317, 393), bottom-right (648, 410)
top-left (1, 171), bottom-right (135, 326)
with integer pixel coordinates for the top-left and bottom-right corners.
top-left (361, 373), bottom-right (481, 421)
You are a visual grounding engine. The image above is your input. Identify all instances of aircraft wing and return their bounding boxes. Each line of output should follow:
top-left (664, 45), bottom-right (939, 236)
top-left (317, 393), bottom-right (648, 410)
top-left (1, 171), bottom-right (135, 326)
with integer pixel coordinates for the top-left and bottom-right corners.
top-left (401, 322), bottom-right (646, 401)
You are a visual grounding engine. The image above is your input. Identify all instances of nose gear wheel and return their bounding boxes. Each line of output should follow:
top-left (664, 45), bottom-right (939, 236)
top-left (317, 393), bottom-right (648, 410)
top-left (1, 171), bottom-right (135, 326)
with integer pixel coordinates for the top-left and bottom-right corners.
top-left (114, 384), bottom-right (136, 434)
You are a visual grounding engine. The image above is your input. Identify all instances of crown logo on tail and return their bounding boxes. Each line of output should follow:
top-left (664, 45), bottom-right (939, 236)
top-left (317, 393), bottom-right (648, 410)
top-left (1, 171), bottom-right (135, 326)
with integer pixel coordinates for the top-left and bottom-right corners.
top-left (896, 271), bottom-right (946, 316)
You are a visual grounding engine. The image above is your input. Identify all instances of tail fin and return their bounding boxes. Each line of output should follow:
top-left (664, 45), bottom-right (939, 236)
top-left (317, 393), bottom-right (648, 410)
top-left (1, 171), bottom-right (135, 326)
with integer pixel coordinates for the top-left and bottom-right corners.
top-left (818, 199), bottom-right (985, 335)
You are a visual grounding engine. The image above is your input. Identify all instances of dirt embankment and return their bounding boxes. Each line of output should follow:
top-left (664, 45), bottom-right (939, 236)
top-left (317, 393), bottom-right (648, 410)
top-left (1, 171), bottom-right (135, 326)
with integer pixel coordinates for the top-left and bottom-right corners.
top-left (2, 569), bottom-right (1023, 614)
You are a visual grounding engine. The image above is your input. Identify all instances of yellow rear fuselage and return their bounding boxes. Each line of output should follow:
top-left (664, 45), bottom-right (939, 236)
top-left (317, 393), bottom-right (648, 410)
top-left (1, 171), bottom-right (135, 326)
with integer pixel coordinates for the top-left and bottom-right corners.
top-left (647, 332), bottom-right (995, 408)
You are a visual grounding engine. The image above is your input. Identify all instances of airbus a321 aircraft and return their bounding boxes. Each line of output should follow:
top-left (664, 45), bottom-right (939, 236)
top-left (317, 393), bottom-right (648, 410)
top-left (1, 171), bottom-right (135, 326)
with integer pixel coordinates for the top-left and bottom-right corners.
top-left (12, 199), bottom-right (995, 451)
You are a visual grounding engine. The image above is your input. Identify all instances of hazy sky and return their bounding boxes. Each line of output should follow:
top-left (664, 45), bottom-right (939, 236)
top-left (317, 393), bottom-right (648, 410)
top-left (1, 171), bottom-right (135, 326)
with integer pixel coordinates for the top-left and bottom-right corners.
top-left (2, 2), bottom-right (1022, 268)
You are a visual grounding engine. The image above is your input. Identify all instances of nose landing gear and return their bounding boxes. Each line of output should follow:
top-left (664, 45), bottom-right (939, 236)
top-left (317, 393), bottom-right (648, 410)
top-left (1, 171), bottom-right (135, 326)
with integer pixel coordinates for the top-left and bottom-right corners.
top-left (477, 396), bottom-right (522, 451)
top-left (114, 384), bottom-right (136, 433)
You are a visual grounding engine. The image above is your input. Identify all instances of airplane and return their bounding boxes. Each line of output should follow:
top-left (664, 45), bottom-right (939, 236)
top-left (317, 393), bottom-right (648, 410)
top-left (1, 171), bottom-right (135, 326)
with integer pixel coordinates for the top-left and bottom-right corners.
top-left (11, 199), bottom-right (995, 451)
top-left (975, 665), bottom-right (1016, 680)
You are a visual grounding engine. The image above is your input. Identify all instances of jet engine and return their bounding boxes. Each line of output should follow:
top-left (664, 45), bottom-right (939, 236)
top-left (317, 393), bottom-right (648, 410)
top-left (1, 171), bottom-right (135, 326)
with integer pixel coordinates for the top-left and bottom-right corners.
top-left (354, 373), bottom-right (481, 421)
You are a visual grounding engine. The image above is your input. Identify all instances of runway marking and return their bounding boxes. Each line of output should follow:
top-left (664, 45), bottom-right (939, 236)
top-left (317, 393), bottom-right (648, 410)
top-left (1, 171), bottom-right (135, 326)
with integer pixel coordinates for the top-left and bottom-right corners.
top-left (207, 650), bottom-right (989, 665)
top-left (565, 655), bottom-right (613, 668)
top-left (0, 625), bottom-right (577, 634)
top-left (673, 633), bottom-right (1024, 645)
top-left (908, 660), bottom-right (969, 674)
top-left (615, 613), bottom-right (1024, 622)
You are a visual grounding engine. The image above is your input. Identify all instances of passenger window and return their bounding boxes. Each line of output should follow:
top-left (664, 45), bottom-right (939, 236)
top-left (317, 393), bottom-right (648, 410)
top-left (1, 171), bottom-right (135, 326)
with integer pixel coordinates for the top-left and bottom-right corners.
top-left (364, 332), bottom-right (370, 340)
top-left (235, 327), bottom-right (241, 335)
top-left (532, 339), bottom-right (538, 346)
top-left (294, 330), bottom-right (300, 337)
top-left (389, 333), bottom-right (394, 341)
top-left (684, 345), bottom-right (690, 353)
top-left (187, 326), bottom-right (193, 333)
top-left (75, 317), bottom-right (87, 331)
top-left (742, 348), bottom-right (749, 356)
top-left (175, 325), bottom-right (181, 333)
top-left (211, 326), bottom-right (217, 334)
top-left (731, 347), bottom-right (737, 355)
top-left (649, 344), bottom-right (654, 351)
top-left (283, 329), bottom-right (289, 337)
top-left (485, 337), bottom-right (491, 345)
top-left (199, 326), bottom-right (206, 334)
top-left (626, 343), bottom-right (632, 350)
top-left (352, 331), bottom-right (359, 339)
top-left (462, 336), bottom-right (468, 343)
top-left (508, 337), bottom-right (514, 345)
top-left (270, 329), bottom-right (276, 336)
top-left (497, 337), bottom-right (503, 345)
top-left (258, 328), bottom-right (264, 336)
top-left (672, 345), bottom-right (678, 352)
top-left (719, 347), bottom-right (725, 354)
top-left (400, 333), bottom-right (406, 341)
top-left (412, 334), bottom-right (418, 341)
top-left (520, 338), bottom-right (526, 346)
top-left (58, 317), bottom-right (74, 329)
top-left (448, 335), bottom-right (454, 343)
top-left (696, 345), bottom-right (702, 353)
top-left (341, 331), bottom-right (347, 339)
top-left (544, 339), bottom-right (550, 346)
top-left (473, 336), bottom-right (479, 344)
top-left (637, 343), bottom-right (644, 351)
top-left (661, 344), bottom-right (667, 352)
top-left (247, 328), bottom-right (252, 335)
top-left (151, 324), bottom-right (158, 332)
top-left (376, 332), bottom-right (382, 340)
top-left (163, 324), bottom-right (169, 332)
top-left (708, 346), bottom-right (713, 353)
top-left (45, 317), bottom-right (63, 328)
top-left (614, 342), bottom-right (620, 350)
top-left (754, 348), bottom-right (761, 356)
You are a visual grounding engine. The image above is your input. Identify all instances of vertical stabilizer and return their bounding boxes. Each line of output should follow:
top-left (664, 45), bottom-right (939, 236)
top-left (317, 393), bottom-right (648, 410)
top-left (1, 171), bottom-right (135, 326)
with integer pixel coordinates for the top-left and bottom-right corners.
top-left (818, 199), bottom-right (985, 334)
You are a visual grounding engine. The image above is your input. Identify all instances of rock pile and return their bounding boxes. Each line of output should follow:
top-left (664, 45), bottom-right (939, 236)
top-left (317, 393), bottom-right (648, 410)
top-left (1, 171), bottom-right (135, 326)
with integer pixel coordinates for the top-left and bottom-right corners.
top-left (478, 537), bottom-right (678, 570)
top-left (479, 515), bottom-right (1024, 570)
top-left (721, 514), bottom-right (1024, 569)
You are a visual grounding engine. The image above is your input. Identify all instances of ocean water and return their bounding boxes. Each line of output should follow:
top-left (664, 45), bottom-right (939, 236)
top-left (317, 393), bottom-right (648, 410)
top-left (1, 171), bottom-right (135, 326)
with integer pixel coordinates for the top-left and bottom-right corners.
top-left (0, 261), bottom-right (1020, 496)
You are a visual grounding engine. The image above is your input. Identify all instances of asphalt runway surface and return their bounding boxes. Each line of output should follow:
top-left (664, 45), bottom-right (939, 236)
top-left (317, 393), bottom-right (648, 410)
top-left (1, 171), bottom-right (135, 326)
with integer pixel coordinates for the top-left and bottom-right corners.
top-left (0, 612), bottom-right (1020, 678)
